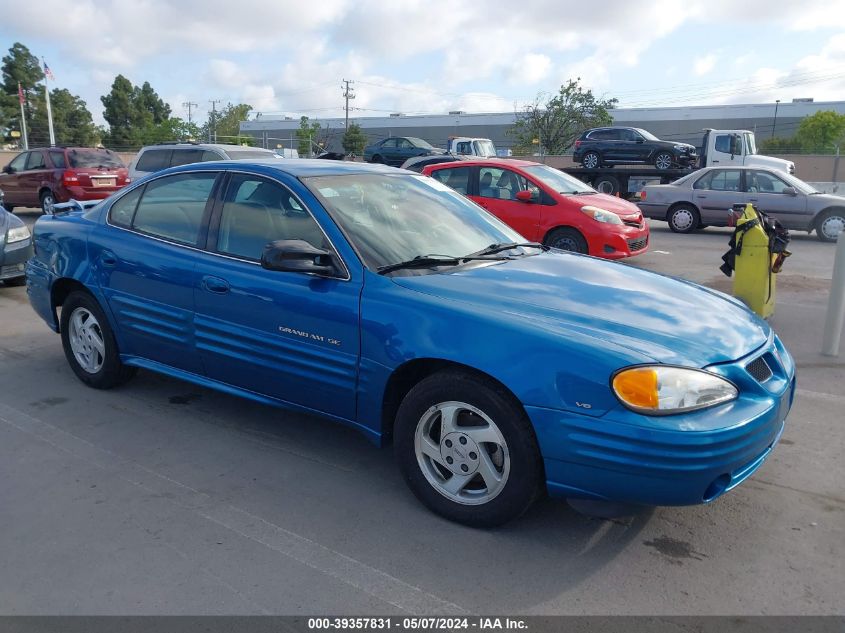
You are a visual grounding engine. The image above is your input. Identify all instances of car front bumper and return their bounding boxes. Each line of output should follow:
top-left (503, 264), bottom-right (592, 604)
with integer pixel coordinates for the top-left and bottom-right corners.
top-left (528, 335), bottom-right (796, 506)
top-left (0, 237), bottom-right (34, 280)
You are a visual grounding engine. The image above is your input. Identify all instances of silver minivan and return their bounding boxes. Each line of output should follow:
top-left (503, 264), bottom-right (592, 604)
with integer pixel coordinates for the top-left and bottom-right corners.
top-left (128, 142), bottom-right (282, 181)
top-left (638, 166), bottom-right (845, 242)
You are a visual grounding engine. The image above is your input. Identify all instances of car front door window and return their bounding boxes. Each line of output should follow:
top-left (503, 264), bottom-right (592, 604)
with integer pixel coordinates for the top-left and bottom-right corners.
top-left (749, 171), bottom-right (790, 194)
top-left (8, 153), bottom-right (27, 172)
top-left (25, 151), bottom-right (46, 170)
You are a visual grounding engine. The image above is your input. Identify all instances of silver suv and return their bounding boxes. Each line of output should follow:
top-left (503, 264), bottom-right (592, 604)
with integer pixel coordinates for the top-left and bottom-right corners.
top-left (128, 142), bottom-right (281, 180)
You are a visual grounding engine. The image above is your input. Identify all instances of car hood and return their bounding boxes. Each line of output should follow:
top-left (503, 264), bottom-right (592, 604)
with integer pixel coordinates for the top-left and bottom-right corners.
top-left (392, 252), bottom-right (768, 367)
top-left (567, 192), bottom-right (642, 216)
top-left (746, 154), bottom-right (795, 172)
top-left (808, 192), bottom-right (845, 207)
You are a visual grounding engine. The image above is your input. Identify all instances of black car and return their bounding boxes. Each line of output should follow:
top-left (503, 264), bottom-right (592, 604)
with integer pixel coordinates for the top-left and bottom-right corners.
top-left (573, 127), bottom-right (697, 171)
top-left (363, 136), bottom-right (443, 166)
top-left (0, 189), bottom-right (33, 286)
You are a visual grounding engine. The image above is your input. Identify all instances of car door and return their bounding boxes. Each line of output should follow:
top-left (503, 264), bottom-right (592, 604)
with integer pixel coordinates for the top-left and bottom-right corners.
top-left (0, 152), bottom-right (29, 204)
top-left (21, 150), bottom-right (50, 207)
top-left (618, 129), bottom-right (644, 162)
top-left (599, 129), bottom-right (624, 161)
top-left (746, 170), bottom-right (808, 229)
top-left (429, 164), bottom-right (474, 197)
top-left (691, 169), bottom-right (745, 224)
top-left (378, 138), bottom-right (399, 163)
top-left (469, 166), bottom-right (542, 240)
top-left (192, 172), bottom-right (361, 419)
top-left (89, 171), bottom-right (220, 374)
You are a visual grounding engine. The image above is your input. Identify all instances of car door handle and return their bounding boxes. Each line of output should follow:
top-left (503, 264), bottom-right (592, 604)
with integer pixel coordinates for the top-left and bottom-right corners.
top-left (696, 195), bottom-right (707, 199)
top-left (711, 160), bottom-right (720, 163)
top-left (749, 198), bottom-right (758, 202)
top-left (202, 275), bottom-right (230, 294)
top-left (100, 250), bottom-right (118, 267)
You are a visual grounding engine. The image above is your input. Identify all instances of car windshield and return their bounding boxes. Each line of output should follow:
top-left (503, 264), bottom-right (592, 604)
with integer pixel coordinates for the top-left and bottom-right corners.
top-left (474, 140), bottom-right (497, 157)
top-left (304, 173), bottom-right (524, 273)
top-left (636, 128), bottom-right (660, 141)
top-left (68, 149), bottom-right (124, 168)
top-left (779, 171), bottom-right (818, 194)
top-left (406, 137), bottom-right (433, 149)
top-left (522, 164), bottom-right (595, 194)
top-left (225, 150), bottom-right (281, 160)
top-left (744, 132), bottom-right (758, 155)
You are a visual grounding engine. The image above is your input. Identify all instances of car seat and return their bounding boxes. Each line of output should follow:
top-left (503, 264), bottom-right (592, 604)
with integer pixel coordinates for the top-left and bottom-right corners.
top-left (480, 171), bottom-right (495, 198)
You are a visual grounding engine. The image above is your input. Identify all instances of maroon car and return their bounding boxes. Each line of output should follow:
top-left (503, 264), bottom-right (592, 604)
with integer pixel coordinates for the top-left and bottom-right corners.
top-left (0, 147), bottom-right (129, 214)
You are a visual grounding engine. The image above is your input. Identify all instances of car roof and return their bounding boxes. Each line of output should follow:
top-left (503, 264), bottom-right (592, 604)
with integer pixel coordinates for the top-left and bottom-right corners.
top-left (170, 158), bottom-right (406, 178)
top-left (425, 158), bottom-right (541, 169)
top-left (139, 143), bottom-right (275, 151)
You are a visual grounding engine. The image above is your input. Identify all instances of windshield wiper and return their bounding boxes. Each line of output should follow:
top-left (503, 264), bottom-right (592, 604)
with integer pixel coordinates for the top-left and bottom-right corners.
top-left (377, 253), bottom-right (511, 275)
top-left (466, 242), bottom-right (547, 257)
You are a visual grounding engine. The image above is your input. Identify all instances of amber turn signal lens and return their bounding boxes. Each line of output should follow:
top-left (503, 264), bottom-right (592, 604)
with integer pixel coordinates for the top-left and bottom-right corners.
top-left (612, 368), bottom-right (659, 409)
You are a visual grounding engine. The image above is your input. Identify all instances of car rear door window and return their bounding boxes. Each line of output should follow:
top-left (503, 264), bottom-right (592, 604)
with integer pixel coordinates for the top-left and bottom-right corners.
top-left (135, 149), bottom-right (172, 173)
top-left (431, 166), bottom-right (471, 195)
top-left (25, 151), bottom-right (46, 170)
top-left (49, 151), bottom-right (66, 169)
top-left (215, 174), bottom-right (326, 261)
top-left (169, 149), bottom-right (205, 167)
top-left (381, 139), bottom-right (398, 149)
top-left (130, 172), bottom-right (216, 245)
top-left (694, 170), bottom-right (741, 192)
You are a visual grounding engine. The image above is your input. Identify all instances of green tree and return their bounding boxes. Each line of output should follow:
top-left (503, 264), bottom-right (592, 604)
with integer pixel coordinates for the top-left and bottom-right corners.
top-left (342, 122), bottom-right (367, 155)
top-left (795, 110), bottom-right (845, 153)
top-left (133, 81), bottom-right (171, 126)
top-left (759, 136), bottom-right (801, 154)
top-left (1, 42), bottom-right (44, 143)
top-left (100, 74), bottom-right (137, 148)
top-left (100, 75), bottom-right (175, 149)
top-left (201, 103), bottom-right (254, 145)
top-left (508, 78), bottom-right (617, 155)
top-left (29, 88), bottom-right (99, 146)
top-left (296, 116), bottom-right (323, 156)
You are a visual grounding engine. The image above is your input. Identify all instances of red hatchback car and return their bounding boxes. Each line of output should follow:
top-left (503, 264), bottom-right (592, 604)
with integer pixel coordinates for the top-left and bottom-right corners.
top-left (0, 147), bottom-right (129, 214)
top-left (421, 159), bottom-right (649, 258)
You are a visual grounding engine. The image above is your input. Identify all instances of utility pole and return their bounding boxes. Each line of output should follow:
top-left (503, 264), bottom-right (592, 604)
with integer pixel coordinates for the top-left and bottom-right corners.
top-left (182, 101), bottom-right (198, 124)
top-left (771, 99), bottom-right (781, 140)
top-left (208, 99), bottom-right (221, 142)
top-left (341, 79), bottom-right (355, 131)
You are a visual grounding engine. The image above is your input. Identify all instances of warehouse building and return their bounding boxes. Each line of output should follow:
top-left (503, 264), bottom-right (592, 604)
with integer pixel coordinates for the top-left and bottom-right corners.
top-left (240, 99), bottom-right (845, 154)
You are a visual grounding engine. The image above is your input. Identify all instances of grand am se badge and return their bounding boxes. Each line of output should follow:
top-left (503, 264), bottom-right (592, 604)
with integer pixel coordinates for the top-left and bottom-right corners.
top-left (278, 326), bottom-right (341, 346)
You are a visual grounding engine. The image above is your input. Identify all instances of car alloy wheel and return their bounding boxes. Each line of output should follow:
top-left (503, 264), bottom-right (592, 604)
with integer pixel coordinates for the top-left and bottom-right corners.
top-left (68, 306), bottom-right (106, 374)
top-left (40, 191), bottom-right (56, 214)
top-left (582, 152), bottom-right (600, 169)
top-left (654, 152), bottom-right (673, 170)
top-left (414, 400), bottom-right (510, 506)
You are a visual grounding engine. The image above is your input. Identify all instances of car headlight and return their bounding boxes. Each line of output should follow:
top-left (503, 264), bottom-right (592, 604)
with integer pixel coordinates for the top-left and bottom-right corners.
top-left (581, 205), bottom-right (622, 225)
top-left (673, 144), bottom-right (688, 152)
top-left (611, 366), bottom-right (738, 415)
top-left (6, 225), bottom-right (30, 243)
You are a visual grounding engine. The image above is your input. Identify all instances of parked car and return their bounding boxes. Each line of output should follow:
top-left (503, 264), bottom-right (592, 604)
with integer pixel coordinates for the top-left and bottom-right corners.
top-left (0, 147), bottom-right (128, 214)
top-left (364, 136), bottom-right (444, 166)
top-left (638, 166), bottom-right (845, 241)
top-left (573, 127), bottom-right (698, 171)
top-left (0, 189), bottom-right (33, 285)
top-left (422, 159), bottom-right (649, 258)
top-left (129, 142), bottom-right (281, 180)
top-left (26, 159), bottom-right (796, 526)
top-left (400, 154), bottom-right (470, 173)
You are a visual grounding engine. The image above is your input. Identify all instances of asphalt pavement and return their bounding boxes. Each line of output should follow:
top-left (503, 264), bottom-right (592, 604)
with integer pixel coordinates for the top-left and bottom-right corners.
top-left (1, 211), bottom-right (843, 615)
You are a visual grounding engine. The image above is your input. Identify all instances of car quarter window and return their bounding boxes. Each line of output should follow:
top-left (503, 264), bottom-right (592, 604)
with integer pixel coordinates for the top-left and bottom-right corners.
top-left (431, 166), bottom-right (471, 195)
top-left (49, 151), bottom-right (67, 169)
top-left (135, 149), bottom-right (172, 172)
top-left (130, 172), bottom-right (217, 245)
top-left (170, 148), bottom-right (205, 167)
top-left (694, 170), bottom-right (741, 192)
top-left (201, 150), bottom-right (223, 161)
top-left (109, 187), bottom-right (143, 228)
top-left (748, 170), bottom-right (792, 194)
top-left (215, 174), bottom-right (326, 261)
top-left (478, 167), bottom-right (533, 201)
top-left (8, 153), bottom-right (27, 172)
top-left (25, 151), bottom-right (46, 170)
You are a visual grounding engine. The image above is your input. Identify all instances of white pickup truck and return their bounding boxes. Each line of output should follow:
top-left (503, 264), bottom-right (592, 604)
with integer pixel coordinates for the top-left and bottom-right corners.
top-left (700, 128), bottom-right (795, 174)
top-left (446, 137), bottom-right (498, 157)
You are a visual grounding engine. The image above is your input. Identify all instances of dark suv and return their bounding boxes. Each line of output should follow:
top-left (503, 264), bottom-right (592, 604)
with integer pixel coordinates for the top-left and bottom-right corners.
top-left (573, 127), bottom-right (697, 171)
top-left (0, 147), bottom-right (128, 214)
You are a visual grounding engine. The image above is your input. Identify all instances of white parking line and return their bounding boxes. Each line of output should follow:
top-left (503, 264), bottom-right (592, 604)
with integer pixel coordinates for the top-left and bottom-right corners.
top-left (0, 401), bottom-right (467, 615)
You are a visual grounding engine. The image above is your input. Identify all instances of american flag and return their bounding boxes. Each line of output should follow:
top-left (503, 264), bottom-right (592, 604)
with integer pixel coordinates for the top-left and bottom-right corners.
top-left (43, 61), bottom-right (54, 80)
top-left (18, 82), bottom-right (24, 105)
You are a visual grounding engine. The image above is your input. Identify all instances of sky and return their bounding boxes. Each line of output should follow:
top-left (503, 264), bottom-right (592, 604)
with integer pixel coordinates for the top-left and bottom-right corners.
top-left (2, 0), bottom-right (845, 127)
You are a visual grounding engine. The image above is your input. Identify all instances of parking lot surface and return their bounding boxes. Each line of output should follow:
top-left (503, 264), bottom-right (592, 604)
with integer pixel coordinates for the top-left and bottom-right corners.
top-left (1, 211), bottom-right (843, 615)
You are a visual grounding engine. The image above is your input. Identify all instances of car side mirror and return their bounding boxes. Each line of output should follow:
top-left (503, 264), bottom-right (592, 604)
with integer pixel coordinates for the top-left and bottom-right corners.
top-left (2, 165), bottom-right (12, 174)
top-left (635, 138), bottom-right (644, 144)
top-left (782, 186), bottom-right (797, 196)
top-left (261, 239), bottom-right (338, 277)
top-left (516, 189), bottom-right (537, 203)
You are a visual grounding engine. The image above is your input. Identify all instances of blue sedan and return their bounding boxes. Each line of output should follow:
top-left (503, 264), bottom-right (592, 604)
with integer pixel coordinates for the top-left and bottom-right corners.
top-left (25, 160), bottom-right (795, 526)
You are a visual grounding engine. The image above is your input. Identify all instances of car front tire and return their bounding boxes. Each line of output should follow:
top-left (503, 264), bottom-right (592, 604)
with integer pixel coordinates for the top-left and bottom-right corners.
top-left (815, 209), bottom-right (845, 242)
top-left (544, 227), bottom-right (589, 253)
top-left (654, 152), bottom-right (674, 170)
top-left (60, 290), bottom-right (137, 389)
top-left (394, 370), bottom-right (543, 527)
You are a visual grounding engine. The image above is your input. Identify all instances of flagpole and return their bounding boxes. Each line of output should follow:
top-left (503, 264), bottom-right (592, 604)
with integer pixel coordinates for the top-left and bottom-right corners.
top-left (42, 58), bottom-right (55, 146)
top-left (18, 82), bottom-right (29, 150)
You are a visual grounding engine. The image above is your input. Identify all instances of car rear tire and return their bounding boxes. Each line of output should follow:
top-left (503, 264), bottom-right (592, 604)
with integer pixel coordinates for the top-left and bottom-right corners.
top-left (815, 209), bottom-right (845, 242)
top-left (582, 151), bottom-right (601, 169)
top-left (371, 154), bottom-right (384, 164)
top-left (60, 290), bottom-right (137, 389)
top-left (394, 369), bottom-right (543, 527)
top-left (654, 152), bottom-right (674, 171)
top-left (544, 227), bottom-right (589, 253)
top-left (667, 204), bottom-right (700, 234)
top-left (40, 190), bottom-right (56, 215)
top-left (593, 175), bottom-right (621, 195)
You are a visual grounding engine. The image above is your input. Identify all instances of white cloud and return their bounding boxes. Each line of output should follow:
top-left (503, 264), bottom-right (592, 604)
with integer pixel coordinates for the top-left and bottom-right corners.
top-left (694, 54), bottom-right (717, 76)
